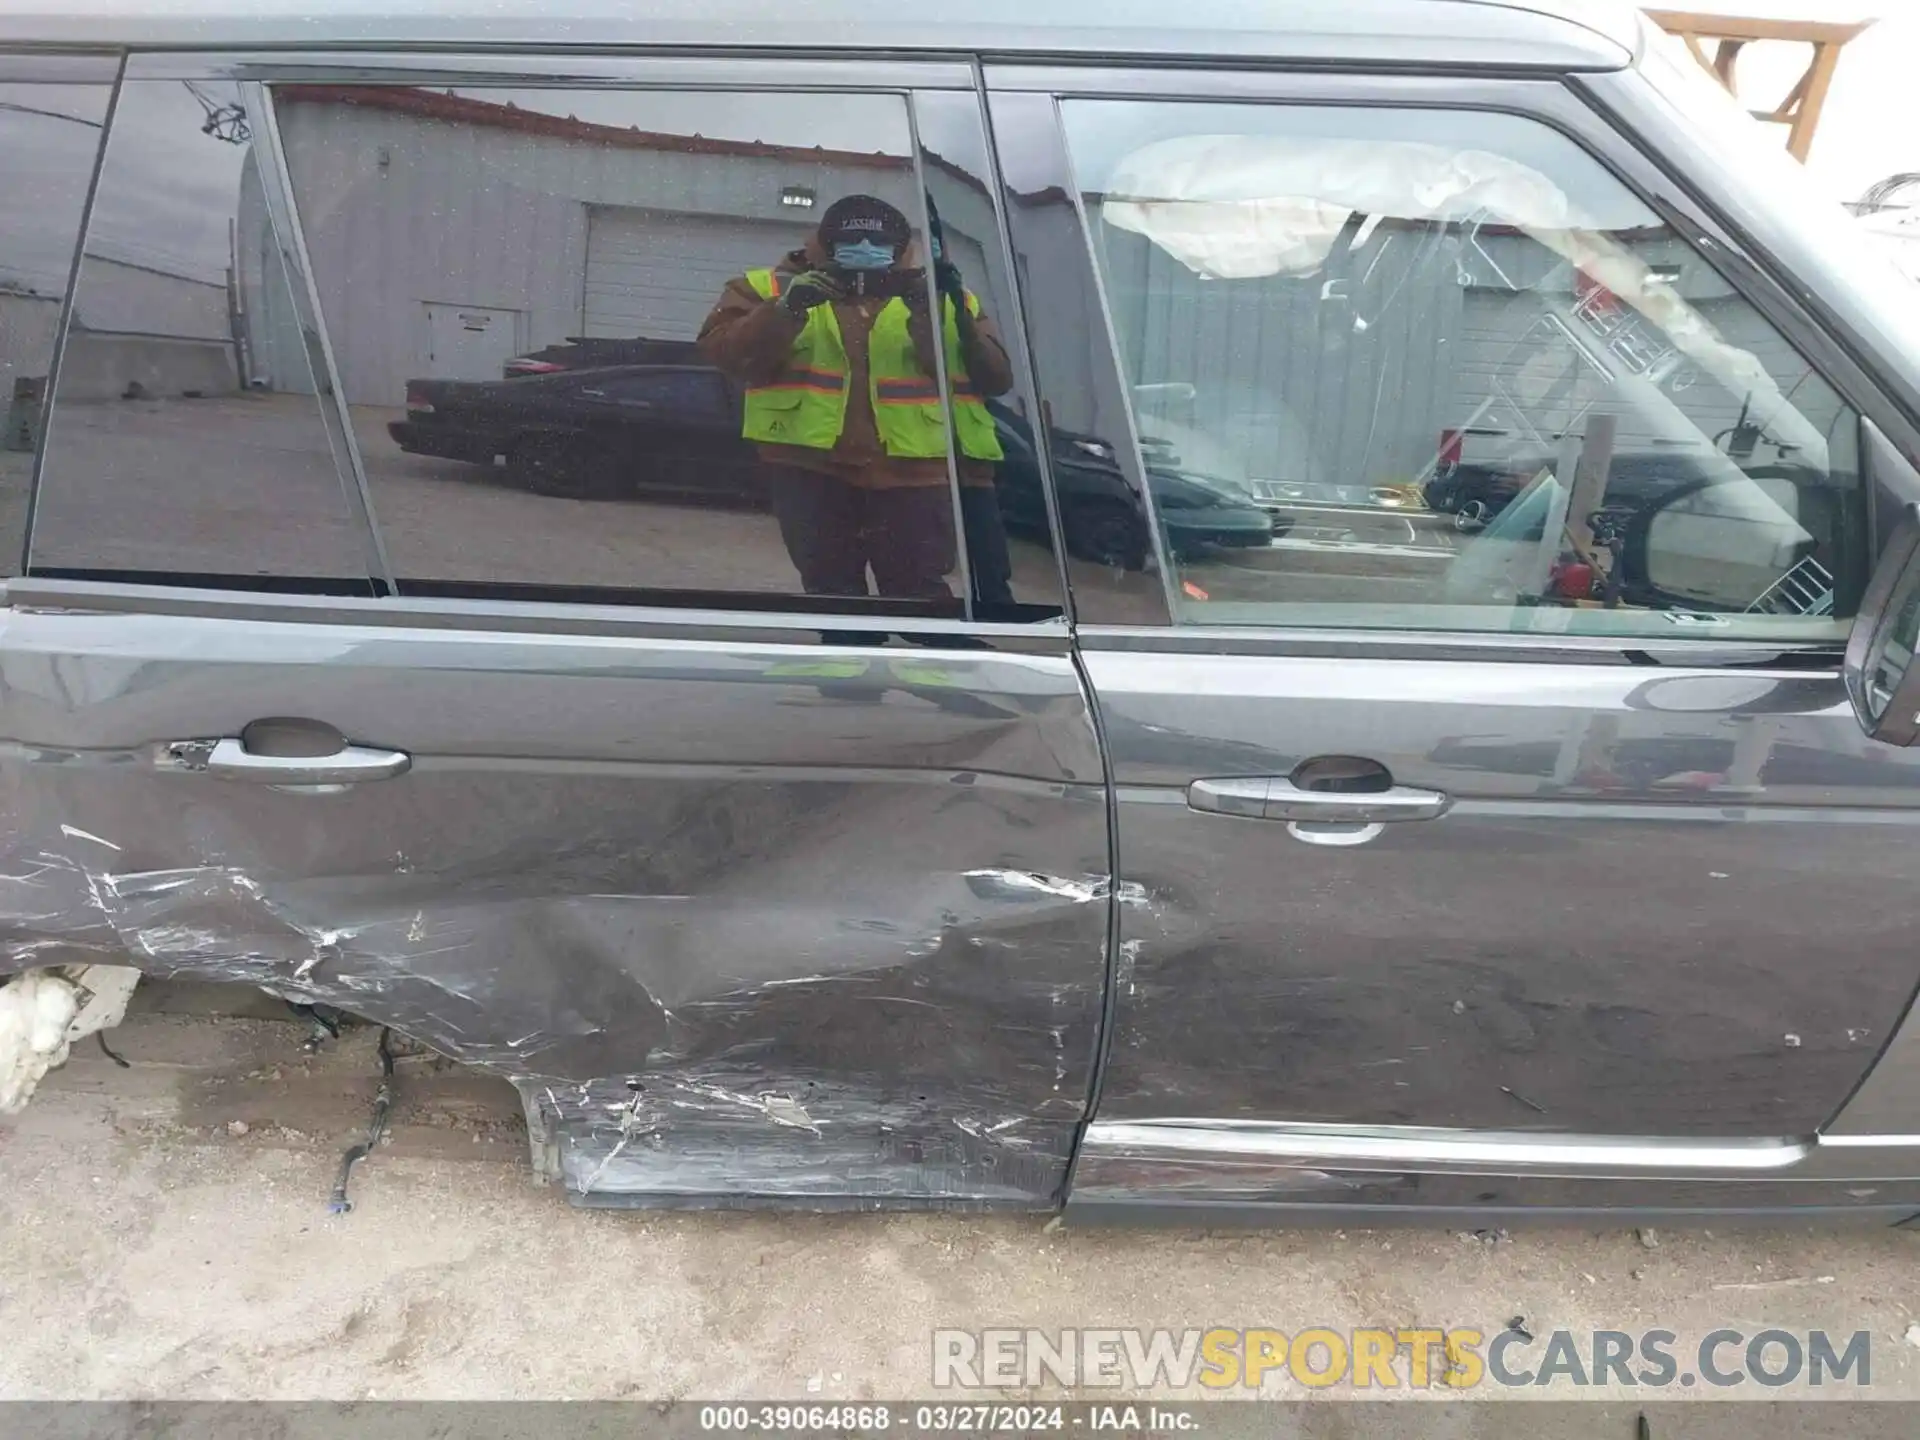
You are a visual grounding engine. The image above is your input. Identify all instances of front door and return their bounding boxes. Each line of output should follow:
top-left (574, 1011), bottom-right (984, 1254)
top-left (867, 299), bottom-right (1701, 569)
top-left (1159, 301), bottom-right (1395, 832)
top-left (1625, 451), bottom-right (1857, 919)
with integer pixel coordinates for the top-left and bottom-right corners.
top-left (990, 69), bottom-right (1920, 1212)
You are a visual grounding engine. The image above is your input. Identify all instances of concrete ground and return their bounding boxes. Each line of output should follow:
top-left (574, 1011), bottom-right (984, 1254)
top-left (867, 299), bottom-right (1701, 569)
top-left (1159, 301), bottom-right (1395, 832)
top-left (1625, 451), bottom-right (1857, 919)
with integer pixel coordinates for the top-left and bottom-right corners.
top-left (4, 989), bottom-right (1920, 1409)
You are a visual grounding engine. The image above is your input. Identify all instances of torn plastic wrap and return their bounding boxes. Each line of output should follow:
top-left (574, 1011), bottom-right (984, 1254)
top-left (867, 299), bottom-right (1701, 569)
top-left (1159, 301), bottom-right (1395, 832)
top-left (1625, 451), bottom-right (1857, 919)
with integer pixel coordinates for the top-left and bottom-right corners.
top-left (0, 607), bottom-right (1114, 1206)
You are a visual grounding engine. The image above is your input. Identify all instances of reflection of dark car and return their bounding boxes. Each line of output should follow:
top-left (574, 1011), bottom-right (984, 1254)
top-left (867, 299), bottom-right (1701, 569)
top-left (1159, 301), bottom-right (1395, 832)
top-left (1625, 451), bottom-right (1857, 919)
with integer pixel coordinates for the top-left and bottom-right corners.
top-left (504, 336), bottom-right (699, 377)
top-left (391, 363), bottom-right (1273, 564)
top-left (990, 404), bottom-right (1274, 567)
top-left (1423, 460), bottom-right (1534, 526)
top-left (390, 365), bottom-right (764, 502)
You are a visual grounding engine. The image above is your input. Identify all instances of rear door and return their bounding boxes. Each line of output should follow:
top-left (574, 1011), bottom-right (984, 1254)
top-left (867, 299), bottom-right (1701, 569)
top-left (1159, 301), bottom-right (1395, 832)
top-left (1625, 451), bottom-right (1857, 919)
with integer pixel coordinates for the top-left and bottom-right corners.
top-left (986, 69), bottom-right (1920, 1215)
top-left (2, 52), bottom-right (1107, 1207)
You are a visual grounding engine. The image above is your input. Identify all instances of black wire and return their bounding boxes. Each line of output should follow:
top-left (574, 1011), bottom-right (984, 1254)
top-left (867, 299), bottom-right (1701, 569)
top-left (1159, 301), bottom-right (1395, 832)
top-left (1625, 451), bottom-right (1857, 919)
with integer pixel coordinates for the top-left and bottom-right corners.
top-left (327, 1028), bottom-right (395, 1216)
top-left (96, 1031), bottom-right (130, 1068)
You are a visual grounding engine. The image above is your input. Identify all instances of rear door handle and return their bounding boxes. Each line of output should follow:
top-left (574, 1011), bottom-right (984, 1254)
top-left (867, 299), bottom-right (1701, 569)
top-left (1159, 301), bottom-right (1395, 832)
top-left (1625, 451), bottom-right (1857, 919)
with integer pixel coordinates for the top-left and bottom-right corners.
top-left (1187, 776), bottom-right (1450, 823)
top-left (167, 736), bottom-right (411, 785)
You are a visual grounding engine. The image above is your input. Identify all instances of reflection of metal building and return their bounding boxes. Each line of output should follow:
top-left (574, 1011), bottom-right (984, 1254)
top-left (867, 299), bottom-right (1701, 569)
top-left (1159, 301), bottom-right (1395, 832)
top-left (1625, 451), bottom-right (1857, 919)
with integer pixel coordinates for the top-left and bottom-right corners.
top-left (59, 251), bottom-right (240, 401)
top-left (0, 287), bottom-right (63, 406)
top-left (257, 88), bottom-right (1006, 407)
top-left (1100, 225), bottom-right (1834, 494)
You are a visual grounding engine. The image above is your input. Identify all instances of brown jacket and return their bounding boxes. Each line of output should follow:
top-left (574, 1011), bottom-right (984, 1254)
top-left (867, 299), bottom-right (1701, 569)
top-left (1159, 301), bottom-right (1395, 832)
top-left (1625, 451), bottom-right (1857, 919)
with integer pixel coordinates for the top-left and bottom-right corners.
top-left (696, 239), bottom-right (1014, 490)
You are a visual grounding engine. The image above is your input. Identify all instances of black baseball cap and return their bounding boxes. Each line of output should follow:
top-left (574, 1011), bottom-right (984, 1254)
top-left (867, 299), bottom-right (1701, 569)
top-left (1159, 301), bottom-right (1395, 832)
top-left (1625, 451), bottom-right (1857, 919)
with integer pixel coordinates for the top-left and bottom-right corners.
top-left (818, 194), bottom-right (911, 247)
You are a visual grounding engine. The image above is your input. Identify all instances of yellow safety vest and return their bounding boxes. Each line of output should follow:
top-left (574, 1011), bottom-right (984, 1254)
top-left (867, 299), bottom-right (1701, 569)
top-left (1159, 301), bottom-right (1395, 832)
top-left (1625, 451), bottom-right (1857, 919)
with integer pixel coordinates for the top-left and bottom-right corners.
top-left (740, 268), bottom-right (1004, 463)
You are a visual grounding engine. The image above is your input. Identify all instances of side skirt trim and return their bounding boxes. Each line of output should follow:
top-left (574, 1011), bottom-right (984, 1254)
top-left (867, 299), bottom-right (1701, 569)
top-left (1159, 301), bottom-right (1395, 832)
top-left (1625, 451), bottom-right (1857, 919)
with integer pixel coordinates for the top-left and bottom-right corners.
top-left (1069, 1119), bottom-right (1920, 1214)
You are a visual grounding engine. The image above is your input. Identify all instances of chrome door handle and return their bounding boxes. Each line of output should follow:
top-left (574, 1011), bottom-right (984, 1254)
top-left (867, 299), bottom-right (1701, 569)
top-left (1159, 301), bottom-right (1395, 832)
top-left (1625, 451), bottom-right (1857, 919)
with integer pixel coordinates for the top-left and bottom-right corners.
top-left (1267, 778), bottom-right (1449, 824)
top-left (1187, 776), bottom-right (1450, 823)
top-left (168, 736), bottom-right (411, 785)
top-left (1185, 777), bottom-right (1272, 818)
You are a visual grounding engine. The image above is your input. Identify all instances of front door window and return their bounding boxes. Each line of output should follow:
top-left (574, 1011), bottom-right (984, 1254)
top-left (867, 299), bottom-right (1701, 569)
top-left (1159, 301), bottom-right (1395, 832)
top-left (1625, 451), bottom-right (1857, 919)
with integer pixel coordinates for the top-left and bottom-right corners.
top-left (1059, 100), bottom-right (1866, 639)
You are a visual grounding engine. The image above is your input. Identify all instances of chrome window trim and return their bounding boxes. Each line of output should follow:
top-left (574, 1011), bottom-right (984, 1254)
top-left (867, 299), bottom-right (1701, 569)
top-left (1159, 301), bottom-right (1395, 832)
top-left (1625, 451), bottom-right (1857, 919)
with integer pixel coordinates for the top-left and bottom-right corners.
top-left (0, 1), bottom-right (1634, 71)
top-left (903, 92), bottom-right (976, 619)
top-left (0, 51), bottom-right (122, 83)
top-left (1073, 622), bottom-right (1843, 669)
top-left (955, 74), bottom-right (1078, 619)
top-left (2, 577), bottom-right (1076, 651)
top-left (16, 55), bottom-right (121, 575)
top-left (123, 51), bottom-right (977, 89)
top-left (249, 79), bottom-right (394, 592)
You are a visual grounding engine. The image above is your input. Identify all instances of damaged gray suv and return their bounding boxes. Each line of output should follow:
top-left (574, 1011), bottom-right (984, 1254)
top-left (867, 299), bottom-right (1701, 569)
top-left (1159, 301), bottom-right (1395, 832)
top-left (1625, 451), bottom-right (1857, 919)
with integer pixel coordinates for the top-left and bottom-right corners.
top-left (9, 0), bottom-right (1920, 1226)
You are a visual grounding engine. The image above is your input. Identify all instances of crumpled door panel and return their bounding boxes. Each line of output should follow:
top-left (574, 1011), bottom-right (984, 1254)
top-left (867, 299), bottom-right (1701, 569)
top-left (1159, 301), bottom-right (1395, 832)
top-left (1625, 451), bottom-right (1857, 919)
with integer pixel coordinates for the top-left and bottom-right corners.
top-left (0, 606), bottom-right (1112, 1206)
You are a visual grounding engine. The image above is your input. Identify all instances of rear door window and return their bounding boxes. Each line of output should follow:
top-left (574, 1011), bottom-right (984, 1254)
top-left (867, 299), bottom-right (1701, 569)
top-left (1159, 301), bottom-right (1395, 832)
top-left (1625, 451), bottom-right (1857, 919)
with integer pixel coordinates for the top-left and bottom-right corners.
top-left (29, 77), bottom-right (377, 589)
top-left (276, 82), bottom-right (1044, 617)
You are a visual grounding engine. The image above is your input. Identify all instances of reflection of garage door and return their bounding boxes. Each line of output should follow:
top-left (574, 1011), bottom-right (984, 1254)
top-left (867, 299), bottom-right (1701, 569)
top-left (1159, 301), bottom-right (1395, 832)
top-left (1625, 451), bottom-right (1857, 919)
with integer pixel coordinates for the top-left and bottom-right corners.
top-left (584, 210), bottom-right (811, 342)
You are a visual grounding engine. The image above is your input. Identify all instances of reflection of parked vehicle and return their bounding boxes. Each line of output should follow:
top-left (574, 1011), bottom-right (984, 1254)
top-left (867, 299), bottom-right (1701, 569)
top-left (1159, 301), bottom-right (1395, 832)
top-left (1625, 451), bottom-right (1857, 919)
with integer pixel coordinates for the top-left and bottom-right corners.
top-left (990, 404), bottom-right (1275, 567)
top-left (503, 336), bottom-right (698, 377)
top-left (393, 365), bottom-right (1272, 563)
top-left (1423, 460), bottom-right (1533, 527)
top-left (391, 365), bottom-right (763, 502)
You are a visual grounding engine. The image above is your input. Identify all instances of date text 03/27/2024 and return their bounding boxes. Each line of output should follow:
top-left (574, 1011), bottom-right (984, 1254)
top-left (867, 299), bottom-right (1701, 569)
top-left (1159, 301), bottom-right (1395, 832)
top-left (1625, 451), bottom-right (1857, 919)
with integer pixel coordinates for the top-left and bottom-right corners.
top-left (697, 1405), bottom-right (1189, 1433)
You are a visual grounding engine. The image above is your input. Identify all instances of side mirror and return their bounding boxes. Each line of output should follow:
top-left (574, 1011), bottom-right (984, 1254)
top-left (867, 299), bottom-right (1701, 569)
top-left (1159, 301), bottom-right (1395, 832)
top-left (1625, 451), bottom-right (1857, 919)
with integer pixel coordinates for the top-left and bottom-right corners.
top-left (1845, 501), bottom-right (1920, 745)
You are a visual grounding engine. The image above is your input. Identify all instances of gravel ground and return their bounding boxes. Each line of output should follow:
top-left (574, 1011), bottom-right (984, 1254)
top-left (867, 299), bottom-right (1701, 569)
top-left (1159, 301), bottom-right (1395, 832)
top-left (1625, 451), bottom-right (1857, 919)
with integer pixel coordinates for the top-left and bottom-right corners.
top-left (4, 992), bottom-right (1920, 1418)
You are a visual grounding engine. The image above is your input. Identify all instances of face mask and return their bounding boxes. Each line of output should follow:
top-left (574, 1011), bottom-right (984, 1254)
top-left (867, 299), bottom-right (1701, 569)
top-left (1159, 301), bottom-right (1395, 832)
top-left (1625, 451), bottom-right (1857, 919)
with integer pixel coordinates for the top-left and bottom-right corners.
top-left (929, 231), bottom-right (945, 262)
top-left (831, 239), bottom-right (897, 271)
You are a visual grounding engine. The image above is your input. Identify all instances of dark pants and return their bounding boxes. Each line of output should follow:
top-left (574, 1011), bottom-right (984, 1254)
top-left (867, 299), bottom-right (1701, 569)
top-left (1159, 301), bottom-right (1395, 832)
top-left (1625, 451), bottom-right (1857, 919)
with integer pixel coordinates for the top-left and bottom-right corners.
top-left (959, 484), bottom-right (1015, 608)
top-left (769, 468), bottom-right (957, 601)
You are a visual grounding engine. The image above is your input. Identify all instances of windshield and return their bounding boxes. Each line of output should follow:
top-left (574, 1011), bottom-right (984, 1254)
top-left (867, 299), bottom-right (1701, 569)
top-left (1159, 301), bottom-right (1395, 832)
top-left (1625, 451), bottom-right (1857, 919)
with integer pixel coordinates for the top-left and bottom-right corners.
top-left (1634, 20), bottom-right (1920, 410)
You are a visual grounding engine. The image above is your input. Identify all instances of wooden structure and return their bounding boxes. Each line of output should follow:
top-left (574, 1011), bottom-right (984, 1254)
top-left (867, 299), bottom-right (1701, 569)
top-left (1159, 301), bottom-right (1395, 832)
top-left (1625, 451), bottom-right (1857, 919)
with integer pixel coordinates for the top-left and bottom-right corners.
top-left (1647, 11), bottom-right (1874, 161)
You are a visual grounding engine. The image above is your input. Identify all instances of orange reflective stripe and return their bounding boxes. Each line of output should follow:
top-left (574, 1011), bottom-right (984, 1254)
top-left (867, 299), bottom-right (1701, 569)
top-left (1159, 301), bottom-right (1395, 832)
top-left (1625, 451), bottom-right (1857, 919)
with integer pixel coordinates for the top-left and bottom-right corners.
top-left (874, 379), bottom-right (941, 401)
top-left (873, 381), bottom-right (983, 405)
top-left (763, 367), bottom-right (843, 395)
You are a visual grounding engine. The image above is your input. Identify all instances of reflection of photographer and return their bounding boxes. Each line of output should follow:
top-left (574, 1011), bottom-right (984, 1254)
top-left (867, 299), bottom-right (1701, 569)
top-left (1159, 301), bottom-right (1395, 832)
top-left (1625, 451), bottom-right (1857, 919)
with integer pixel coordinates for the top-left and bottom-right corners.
top-left (697, 194), bottom-right (1014, 606)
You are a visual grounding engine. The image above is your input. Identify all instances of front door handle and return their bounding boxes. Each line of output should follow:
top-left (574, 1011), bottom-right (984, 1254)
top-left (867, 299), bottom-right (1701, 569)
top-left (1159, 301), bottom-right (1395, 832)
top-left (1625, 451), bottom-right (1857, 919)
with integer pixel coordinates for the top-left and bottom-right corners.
top-left (1187, 776), bottom-right (1450, 823)
top-left (167, 736), bottom-right (411, 785)
top-left (1266, 777), bottom-right (1449, 823)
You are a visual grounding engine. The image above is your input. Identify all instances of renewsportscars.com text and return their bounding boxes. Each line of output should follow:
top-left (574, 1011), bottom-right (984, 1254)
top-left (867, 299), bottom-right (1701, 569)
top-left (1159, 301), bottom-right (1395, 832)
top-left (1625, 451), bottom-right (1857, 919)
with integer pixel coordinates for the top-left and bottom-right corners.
top-left (932, 1327), bottom-right (1872, 1391)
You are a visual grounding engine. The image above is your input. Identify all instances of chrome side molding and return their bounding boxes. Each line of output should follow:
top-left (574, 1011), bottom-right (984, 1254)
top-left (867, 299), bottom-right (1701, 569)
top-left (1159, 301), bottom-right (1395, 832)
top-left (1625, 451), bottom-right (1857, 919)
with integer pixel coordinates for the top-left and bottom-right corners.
top-left (1073, 1119), bottom-right (1920, 1201)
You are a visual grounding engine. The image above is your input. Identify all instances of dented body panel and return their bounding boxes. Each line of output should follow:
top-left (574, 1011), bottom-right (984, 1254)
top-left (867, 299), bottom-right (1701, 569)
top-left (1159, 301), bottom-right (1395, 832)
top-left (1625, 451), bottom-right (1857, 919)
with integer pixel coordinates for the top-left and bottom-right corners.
top-left (0, 604), bottom-right (1109, 1205)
